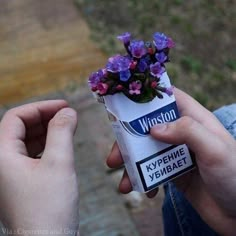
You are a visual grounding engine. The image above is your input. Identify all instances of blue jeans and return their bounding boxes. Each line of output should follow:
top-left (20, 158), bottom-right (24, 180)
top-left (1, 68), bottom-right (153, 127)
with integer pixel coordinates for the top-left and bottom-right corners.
top-left (162, 104), bottom-right (236, 236)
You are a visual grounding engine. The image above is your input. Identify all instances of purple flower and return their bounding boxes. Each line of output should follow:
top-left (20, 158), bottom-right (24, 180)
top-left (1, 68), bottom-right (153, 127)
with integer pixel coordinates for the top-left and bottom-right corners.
top-left (153, 32), bottom-right (168, 50)
top-left (129, 40), bottom-right (147, 58)
top-left (106, 55), bottom-right (131, 73)
top-left (106, 55), bottom-right (121, 73)
top-left (117, 32), bottom-right (131, 44)
top-left (155, 52), bottom-right (167, 63)
top-left (102, 68), bottom-right (108, 76)
top-left (88, 69), bottom-right (104, 90)
top-left (164, 86), bottom-right (174, 96)
top-left (106, 55), bottom-right (131, 81)
top-left (150, 62), bottom-right (166, 78)
top-left (118, 56), bottom-right (131, 71)
top-left (129, 81), bottom-right (142, 95)
top-left (153, 32), bottom-right (175, 50)
top-left (120, 70), bottom-right (131, 82)
top-left (138, 58), bottom-right (148, 72)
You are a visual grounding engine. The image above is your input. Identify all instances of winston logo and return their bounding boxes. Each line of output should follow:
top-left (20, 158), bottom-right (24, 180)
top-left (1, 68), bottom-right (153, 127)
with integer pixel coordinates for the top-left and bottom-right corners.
top-left (120, 102), bottom-right (179, 137)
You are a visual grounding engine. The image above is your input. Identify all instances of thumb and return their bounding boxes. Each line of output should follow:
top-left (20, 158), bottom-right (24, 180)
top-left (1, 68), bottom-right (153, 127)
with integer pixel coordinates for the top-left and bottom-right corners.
top-left (43, 108), bottom-right (78, 167)
top-left (150, 116), bottom-right (226, 167)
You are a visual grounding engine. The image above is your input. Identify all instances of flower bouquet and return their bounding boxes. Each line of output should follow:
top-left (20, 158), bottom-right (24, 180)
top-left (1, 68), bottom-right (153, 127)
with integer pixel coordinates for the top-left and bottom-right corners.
top-left (88, 32), bottom-right (195, 192)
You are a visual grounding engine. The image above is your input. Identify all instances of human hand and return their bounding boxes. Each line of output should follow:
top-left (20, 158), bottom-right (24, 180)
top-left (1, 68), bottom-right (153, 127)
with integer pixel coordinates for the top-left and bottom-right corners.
top-left (107, 88), bottom-right (236, 236)
top-left (0, 100), bottom-right (79, 235)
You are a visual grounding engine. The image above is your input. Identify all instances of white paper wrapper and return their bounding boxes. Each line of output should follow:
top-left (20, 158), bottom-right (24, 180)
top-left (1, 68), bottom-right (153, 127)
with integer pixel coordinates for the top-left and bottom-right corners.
top-left (102, 72), bottom-right (195, 192)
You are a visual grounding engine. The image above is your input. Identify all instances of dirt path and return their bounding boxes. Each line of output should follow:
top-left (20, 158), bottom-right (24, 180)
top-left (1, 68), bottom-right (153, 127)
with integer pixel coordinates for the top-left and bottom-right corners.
top-left (0, 0), bottom-right (106, 105)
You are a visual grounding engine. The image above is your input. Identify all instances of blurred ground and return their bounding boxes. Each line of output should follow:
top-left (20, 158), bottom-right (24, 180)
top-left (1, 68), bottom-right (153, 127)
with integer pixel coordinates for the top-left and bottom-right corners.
top-left (0, 1), bottom-right (164, 236)
top-left (0, 0), bottom-right (106, 104)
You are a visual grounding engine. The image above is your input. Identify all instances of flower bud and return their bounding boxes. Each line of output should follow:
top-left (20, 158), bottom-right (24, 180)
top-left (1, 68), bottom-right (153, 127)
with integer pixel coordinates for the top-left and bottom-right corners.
top-left (151, 81), bottom-right (158, 89)
top-left (91, 87), bottom-right (97, 92)
top-left (130, 61), bottom-right (137, 70)
top-left (116, 85), bottom-right (123, 91)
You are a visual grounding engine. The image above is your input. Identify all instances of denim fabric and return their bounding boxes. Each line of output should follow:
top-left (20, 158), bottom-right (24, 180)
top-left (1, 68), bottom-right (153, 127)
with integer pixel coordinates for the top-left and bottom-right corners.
top-left (162, 104), bottom-right (236, 236)
top-left (214, 104), bottom-right (236, 139)
top-left (162, 183), bottom-right (219, 236)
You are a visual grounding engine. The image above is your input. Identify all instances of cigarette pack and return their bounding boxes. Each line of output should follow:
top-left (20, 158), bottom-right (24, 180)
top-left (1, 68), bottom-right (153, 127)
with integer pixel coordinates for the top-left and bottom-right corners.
top-left (103, 72), bottom-right (195, 192)
top-left (88, 32), bottom-right (195, 192)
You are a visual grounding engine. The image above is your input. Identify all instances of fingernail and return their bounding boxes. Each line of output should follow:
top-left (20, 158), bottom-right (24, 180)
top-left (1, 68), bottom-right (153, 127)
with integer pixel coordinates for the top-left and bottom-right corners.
top-left (151, 123), bottom-right (167, 133)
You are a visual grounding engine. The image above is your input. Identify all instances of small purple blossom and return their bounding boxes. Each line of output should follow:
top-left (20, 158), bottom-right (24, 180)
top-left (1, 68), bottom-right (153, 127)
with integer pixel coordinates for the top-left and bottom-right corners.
top-left (153, 32), bottom-right (168, 50)
top-left (106, 55), bottom-right (131, 81)
top-left (129, 81), bottom-right (142, 95)
top-left (155, 52), bottom-right (167, 63)
top-left (120, 70), bottom-right (131, 82)
top-left (138, 59), bottom-right (148, 72)
top-left (129, 40), bottom-right (147, 58)
top-left (106, 55), bottom-right (131, 73)
top-left (106, 55), bottom-right (121, 73)
top-left (118, 56), bottom-right (131, 71)
top-left (88, 69), bottom-right (104, 89)
top-left (164, 86), bottom-right (174, 96)
top-left (153, 32), bottom-right (175, 50)
top-left (102, 68), bottom-right (108, 76)
top-left (117, 32), bottom-right (131, 44)
top-left (150, 62), bottom-right (166, 78)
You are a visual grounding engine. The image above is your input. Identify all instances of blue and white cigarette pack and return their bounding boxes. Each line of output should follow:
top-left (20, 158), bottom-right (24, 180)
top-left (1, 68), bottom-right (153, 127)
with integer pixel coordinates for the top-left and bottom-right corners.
top-left (103, 72), bottom-right (195, 192)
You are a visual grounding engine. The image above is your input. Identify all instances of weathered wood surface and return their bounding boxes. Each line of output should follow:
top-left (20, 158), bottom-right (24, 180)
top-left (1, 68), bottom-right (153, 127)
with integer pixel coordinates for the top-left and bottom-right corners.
top-left (0, 0), bottom-right (106, 105)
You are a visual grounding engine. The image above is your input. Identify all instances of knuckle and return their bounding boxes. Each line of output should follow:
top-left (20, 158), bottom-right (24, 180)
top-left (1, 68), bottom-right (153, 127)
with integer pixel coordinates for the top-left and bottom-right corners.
top-left (178, 116), bottom-right (195, 129)
top-left (1, 109), bottom-right (17, 122)
top-left (3, 108), bottom-right (16, 117)
top-left (2, 105), bottom-right (33, 119)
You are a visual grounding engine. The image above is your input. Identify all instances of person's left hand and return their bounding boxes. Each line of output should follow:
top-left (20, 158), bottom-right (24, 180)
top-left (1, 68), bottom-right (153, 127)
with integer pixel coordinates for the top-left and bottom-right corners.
top-left (0, 100), bottom-right (79, 235)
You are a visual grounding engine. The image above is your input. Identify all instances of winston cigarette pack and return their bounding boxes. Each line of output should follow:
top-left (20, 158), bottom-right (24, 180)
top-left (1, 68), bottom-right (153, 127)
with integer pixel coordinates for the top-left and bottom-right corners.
top-left (88, 32), bottom-right (195, 192)
top-left (103, 72), bottom-right (194, 192)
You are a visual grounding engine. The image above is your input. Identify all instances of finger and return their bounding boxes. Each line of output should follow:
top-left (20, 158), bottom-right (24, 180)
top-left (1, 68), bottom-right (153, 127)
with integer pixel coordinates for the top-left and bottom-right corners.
top-left (106, 142), bottom-right (124, 168)
top-left (174, 88), bottom-right (231, 140)
top-left (43, 108), bottom-right (78, 167)
top-left (150, 116), bottom-right (227, 167)
top-left (119, 170), bottom-right (133, 194)
top-left (174, 88), bottom-right (214, 119)
top-left (0, 100), bottom-right (68, 148)
top-left (146, 188), bottom-right (159, 198)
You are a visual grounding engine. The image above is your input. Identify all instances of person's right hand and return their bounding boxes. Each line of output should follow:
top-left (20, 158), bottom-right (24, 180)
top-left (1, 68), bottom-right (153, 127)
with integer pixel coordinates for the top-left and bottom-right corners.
top-left (0, 100), bottom-right (79, 235)
top-left (107, 88), bottom-right (236, 236)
